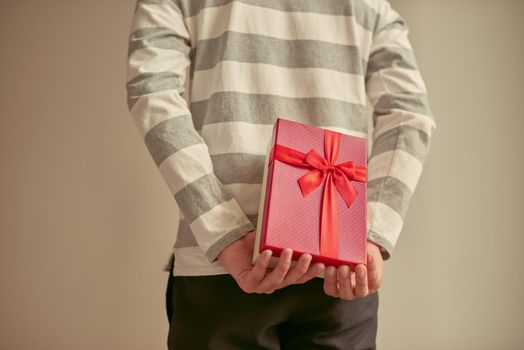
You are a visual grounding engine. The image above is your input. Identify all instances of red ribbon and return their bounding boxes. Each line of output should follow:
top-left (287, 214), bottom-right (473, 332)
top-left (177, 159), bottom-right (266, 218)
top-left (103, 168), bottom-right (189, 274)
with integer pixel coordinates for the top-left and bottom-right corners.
top-left (269, 130), bottom-right (367, 258)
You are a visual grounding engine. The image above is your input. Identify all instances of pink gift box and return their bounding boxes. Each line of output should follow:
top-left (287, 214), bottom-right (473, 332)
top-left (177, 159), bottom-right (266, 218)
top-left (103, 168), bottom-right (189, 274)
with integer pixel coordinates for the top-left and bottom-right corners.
top-left (253, 117), bottom-right (368, 269)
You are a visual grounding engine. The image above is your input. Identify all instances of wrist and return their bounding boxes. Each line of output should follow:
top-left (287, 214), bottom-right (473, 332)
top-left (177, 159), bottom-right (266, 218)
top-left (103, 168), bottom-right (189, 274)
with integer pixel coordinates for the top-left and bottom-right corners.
top-left (366, 240), bottom-right (382, 254)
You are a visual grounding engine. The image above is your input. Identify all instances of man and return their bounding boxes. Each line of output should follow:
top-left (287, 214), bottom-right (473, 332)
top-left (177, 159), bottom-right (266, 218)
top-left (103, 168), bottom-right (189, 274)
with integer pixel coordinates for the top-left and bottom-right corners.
top-left (125, 0), bottom-right (436, 349)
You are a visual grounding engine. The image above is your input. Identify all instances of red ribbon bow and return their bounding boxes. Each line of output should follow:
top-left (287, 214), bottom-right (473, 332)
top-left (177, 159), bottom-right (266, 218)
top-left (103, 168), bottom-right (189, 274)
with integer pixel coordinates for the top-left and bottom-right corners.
top-left (269, 130), bottom-right (367, 258)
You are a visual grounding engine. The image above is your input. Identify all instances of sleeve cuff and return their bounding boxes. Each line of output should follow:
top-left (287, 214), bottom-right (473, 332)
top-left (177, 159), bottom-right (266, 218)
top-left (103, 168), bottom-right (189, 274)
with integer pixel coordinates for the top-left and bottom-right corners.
top-left (367, 229), bottom-right (394, 261)
top-left (205, 222), bottom-right (255, 263)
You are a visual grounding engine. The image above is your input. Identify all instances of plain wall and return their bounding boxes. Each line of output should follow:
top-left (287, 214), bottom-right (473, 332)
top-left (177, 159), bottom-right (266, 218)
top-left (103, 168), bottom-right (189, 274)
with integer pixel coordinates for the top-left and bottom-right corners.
top-left (1, 0), bottom-right (523, 349)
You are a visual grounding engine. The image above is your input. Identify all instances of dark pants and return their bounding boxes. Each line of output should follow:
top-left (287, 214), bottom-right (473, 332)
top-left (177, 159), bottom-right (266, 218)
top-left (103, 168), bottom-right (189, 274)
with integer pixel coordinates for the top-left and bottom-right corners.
top-left (165, 258), bottom-right (378, 350)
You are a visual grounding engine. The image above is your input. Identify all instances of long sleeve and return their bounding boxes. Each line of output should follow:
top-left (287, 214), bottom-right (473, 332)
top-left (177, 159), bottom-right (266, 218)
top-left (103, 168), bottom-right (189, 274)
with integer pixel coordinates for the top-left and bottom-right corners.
top-left (125, 0), bottom-right (255, 263)
top-left (364, 0), bottom-right (437, 260)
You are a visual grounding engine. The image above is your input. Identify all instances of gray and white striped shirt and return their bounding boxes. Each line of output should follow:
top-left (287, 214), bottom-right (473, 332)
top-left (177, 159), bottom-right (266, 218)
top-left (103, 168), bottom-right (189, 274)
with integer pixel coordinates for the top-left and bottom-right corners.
top-left (125, 0), bottom-right (437, 276)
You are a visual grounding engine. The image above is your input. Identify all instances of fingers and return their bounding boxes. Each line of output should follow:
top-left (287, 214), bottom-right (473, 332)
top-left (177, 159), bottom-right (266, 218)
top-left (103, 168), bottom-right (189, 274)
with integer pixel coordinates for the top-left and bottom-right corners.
top-left (322, 263), bottom-right (371, 300)
top-left (323, 266), bottom-right (339, 297)
top-left (243, 249), bottom-right (322, 294)
top-left (244, 249), bottom-right (273, 290)
top-left (243, 248), bottom-right (377, 300)
top-left (354, 264), bottom-right (368, 298)
top-left (296, 261), bottom-right (325, 284)
top-left (256, 248), bottom-right (293, 292)
top-left (281, 252), bottom-right (312, 285)
top-left (337, 265), bottom-right (354, 300)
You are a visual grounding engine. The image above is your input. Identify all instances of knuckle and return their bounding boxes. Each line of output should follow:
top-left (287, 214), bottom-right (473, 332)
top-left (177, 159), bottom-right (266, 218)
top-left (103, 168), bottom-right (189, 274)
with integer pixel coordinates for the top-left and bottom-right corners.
top-left (274, 269), bottom-right (288, 284)
top-left (323, 286), bottom-right (336, 297)
top-left (296, 264), bottom-right (309, 275)
top-left (275, 275), bottom-right (286, 285)
top-left (340, 292), bottom-right (354, 301)
top-left (323, 284), bottom-right (331, 295)
top-left (299, 273), bottom-right (311, 283)
top-left (355, 290), bottom-right (368, 298)
top-left (287, 272), bottom-right (301, 284)
top-left (242, 286), bottom-right (254, 294)
top-left (370, 279), bottom-right (381, 290)
top-left (326, 291), bottom-right (337, 298)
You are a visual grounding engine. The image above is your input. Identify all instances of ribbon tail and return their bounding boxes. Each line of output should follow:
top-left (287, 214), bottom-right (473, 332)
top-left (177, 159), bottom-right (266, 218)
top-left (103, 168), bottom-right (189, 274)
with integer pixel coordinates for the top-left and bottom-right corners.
top-left (297, 169), bottom-right (325, 197)
top-left (320, 172), bottom-right (339, 259)
top-left (332, 169), bottom-right (358, 208)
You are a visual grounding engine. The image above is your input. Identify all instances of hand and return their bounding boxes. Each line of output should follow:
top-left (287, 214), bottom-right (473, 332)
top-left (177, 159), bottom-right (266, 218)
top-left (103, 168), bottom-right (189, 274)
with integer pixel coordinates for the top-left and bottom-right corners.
top-left (217, 230), bottom-right (325, 294)
top-left (323, 240), bottom-right (384, 300)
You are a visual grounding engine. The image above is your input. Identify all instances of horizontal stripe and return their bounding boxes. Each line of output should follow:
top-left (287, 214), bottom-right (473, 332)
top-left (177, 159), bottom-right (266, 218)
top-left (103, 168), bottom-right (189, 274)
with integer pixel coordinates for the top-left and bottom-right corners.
top-left (200, 121), bottom-right (368, 156)
top-left (179, 0), bottom-right (378, 34)
top-left (159, 143), bottom-right (214, 194)
top-left (368, 0), bottom-right (410, 56)
top-left (190, 91), bottom-right (368, 133)
top-left (131, 1), bottom-right (188, 37)
top-left (174, 218), bottom-right (199, 248)
top-left (370, 124), bottom-right (430, 164)
top-left (127, 47), bottom-right (190, 83)
top-left (135, 0), bottom-right (164, 11)
top-left (200, 122), bottom-right (274, 155)
top-left (144, 114), bottom-right (203, 166)
top-left (365, 46), bottom-right (419, 77)
top-left (127, 27), bottom-right (191, 58)
top-left (178, 201), bottom-right (260, 230)
top-left (188, 198), bottom-right (254, 258)
top-left (367, 200), bottom-right (404, 247)
top-left (378, 13), bottom-right (407, 34)
top-left (366, 67), bottom-right (427, 106)
top-left (367, 149), bottom-right (423, 193)
top-left (373, 91), bottom-right (433, 118)
top-left (174, 173), bottom-right (235, 222)
top-left (174, 189), bottom-right (261, 227)
top-left (184, 1), bottom-right (373, 54)
top-left (191, 30), bottom-right (366, 77)
top-left (173, 246), bottom-right (230, 275)
top-left (211, 153), bottom-right (265, 184)
top-left (373, 109), bottom-right (437, 139)
top-left (367, 176), bottom-right (413, 219)
top-left (191, 60), bottom-right (366, 104)
top-left (369, 26), bottom-right (412, 57)
top-left (223, 183), bottom-right (263, 215)
top-left (126, 71), bottom-right (184, 110)
top-left (321, 126), bottom-right (368, 138)
top-left (128, 89), bottom-right (190, 136)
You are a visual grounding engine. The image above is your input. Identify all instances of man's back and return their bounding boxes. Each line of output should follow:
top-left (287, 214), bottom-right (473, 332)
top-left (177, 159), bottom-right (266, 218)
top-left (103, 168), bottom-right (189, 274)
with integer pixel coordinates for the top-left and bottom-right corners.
top-left (126, 0), bottom-right (436, 277)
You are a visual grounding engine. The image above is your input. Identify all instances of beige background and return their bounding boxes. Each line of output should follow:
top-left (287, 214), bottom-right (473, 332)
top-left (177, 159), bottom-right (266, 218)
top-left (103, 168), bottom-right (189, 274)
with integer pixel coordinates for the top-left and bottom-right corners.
top-left (1, 0), bottom-right (523, 349)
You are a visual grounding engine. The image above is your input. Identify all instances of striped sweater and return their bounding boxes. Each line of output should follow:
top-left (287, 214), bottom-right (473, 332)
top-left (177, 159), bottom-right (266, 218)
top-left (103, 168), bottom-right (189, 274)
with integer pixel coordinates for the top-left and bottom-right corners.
top-left (125, 0), bottom-right (437, 276)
